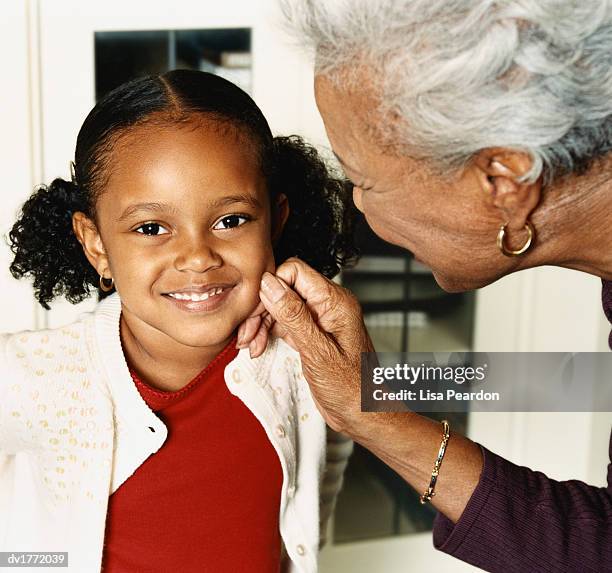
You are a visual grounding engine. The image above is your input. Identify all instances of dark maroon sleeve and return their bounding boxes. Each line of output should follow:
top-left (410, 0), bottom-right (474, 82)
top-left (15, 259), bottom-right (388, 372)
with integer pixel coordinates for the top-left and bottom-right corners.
top-left (432, 439), bottom-right (612, 572)
top-left (603, 279), bottom-right (612, 349)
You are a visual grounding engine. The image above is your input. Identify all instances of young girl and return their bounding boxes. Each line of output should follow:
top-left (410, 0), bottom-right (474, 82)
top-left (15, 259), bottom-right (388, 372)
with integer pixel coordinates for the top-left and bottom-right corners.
top-left (1, 69), bottom-right (357, 573)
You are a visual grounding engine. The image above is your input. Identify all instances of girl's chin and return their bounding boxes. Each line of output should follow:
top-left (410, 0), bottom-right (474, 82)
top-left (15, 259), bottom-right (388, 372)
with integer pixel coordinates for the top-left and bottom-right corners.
top-left (172, 330), bottom-right (238, 350)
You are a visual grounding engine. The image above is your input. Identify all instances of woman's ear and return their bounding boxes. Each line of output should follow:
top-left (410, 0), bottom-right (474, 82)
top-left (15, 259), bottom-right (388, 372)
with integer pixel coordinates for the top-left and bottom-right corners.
top-left (271, 193), bottom-right (290, 245)
top-left (72, 212), bottom-right (111, 278)
top-left (473, 148), bottom-right (542, 231)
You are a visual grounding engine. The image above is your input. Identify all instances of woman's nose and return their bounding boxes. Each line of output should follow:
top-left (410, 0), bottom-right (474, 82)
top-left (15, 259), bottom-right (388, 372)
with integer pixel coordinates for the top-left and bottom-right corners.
top-left (174, 237), bottom-right (222, 273)
top-left (353, 186), bottom-right (364, 213)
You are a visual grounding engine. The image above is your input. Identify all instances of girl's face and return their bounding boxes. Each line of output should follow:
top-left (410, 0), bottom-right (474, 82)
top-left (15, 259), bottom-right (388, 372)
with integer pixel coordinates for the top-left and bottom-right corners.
top-left (77, 120), bottom-right (285, 350)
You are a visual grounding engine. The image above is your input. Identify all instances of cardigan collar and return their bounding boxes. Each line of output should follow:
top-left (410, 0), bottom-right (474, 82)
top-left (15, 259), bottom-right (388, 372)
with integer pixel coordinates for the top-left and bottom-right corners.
top-left (91, 293), bottom-right (168, 438)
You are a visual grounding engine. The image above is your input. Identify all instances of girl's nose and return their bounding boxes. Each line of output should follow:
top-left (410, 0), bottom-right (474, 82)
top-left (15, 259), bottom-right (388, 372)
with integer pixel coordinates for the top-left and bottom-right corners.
top-left (174, 238), bottom-right (223, 273)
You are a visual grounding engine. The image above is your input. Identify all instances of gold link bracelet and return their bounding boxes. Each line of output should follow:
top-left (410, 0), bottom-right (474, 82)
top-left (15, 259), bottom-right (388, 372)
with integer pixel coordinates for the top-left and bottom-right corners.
top-left (419, 419), bottom-right (450, 505)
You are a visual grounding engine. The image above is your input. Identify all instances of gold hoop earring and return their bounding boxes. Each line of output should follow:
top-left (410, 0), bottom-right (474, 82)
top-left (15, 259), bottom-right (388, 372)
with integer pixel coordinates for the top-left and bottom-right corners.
top-left (99, 275), bottom-right (114, 292)
top-left (497, 221), bottom-right (535, 257)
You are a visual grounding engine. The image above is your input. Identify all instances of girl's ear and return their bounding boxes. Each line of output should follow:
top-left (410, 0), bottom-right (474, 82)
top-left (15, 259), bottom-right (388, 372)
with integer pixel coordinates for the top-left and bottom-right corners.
top-left (271, 193), bottom-right (290, 245)
top-left (72, 212), bottom-right (111, 278)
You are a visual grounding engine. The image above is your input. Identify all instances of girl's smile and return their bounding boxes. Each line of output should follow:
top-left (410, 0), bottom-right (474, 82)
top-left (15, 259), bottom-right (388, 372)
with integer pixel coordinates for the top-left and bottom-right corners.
top-left (162, 283), bottom-right (235, 313)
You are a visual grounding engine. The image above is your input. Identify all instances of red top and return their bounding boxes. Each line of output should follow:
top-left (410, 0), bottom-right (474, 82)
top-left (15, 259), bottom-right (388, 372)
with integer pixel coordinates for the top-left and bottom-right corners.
top-left (101, 337), bottom-right (283, 573)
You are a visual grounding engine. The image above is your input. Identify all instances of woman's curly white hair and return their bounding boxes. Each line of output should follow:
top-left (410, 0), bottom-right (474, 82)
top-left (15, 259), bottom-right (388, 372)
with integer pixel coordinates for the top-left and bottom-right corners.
top-left (282, 0), bottom-right (612, 183)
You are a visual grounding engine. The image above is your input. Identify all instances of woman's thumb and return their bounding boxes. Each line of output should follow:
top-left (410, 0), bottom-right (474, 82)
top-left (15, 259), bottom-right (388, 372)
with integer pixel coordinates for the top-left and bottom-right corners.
top-left (259, 272), bottom-right (325, 353)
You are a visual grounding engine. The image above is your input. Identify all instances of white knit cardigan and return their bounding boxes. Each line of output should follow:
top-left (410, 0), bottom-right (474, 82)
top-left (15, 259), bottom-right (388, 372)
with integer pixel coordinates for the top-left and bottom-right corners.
top-left (0, 293), bottom-right (352, 572)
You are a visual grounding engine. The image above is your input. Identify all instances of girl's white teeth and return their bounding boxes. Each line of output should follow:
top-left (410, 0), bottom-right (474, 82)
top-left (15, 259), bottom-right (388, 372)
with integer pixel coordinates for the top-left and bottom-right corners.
top-left (169, 288), bottom-right (224, 302)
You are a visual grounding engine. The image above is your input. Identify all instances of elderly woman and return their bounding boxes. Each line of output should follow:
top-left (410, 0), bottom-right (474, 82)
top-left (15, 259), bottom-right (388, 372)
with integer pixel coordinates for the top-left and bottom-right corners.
top-left (238, 1), bottom-right (612, 571)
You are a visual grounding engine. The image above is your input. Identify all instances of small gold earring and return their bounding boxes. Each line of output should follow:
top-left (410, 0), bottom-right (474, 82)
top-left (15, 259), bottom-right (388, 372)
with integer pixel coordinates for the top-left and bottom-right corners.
top-left (497, 221), bottom-right (535, 257)
top-left (99, 275), bottom-right (114, 292)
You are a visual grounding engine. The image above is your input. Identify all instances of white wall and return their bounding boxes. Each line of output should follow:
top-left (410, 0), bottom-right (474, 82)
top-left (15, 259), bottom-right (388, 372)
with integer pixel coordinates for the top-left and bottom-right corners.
top-left (0, 1), bottom-right (40, 333)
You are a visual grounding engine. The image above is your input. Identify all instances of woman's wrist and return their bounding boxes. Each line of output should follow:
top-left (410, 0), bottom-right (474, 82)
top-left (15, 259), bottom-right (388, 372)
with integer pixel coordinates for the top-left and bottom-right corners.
top-left (352, 410), bottom-right (421, 452)
top-left (346, 409), bottom-right (483, 523)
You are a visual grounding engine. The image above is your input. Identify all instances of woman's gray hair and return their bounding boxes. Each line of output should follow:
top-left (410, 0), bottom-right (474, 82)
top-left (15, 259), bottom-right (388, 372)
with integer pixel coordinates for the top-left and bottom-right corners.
top-left (283, 0), bottom-right (612, 183)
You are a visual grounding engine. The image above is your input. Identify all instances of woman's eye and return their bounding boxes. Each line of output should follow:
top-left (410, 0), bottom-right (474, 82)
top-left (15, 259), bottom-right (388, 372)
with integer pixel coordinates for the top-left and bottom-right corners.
top-left (135, 222), bottom-right (169, 236)
top-left (213, 215), bottom-right (249, 230)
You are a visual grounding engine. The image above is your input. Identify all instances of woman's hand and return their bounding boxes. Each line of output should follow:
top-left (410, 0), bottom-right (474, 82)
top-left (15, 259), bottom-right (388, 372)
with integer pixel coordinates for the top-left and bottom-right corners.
top-left (239, 258), bottom-right (483, 523)
top-left (237, 257), bottom-right (374, 432)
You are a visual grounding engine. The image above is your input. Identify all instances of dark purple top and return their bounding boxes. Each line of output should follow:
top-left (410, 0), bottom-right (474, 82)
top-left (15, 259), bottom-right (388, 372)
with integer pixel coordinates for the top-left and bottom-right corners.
top-left (432, 280), bottom-right (612, 572)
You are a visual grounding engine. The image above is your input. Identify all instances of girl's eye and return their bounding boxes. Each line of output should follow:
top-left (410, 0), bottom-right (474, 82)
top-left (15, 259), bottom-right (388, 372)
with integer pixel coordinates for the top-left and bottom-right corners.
top-left (135, 222), bottom-right (169, 236)
top-left (213, 215), bottom-right (250, 230)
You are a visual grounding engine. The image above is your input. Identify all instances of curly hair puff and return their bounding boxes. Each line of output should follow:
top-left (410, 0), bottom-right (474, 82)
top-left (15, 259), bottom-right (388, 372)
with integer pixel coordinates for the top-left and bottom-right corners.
top-left (9, 178), bottom-right (97, 309)
top-left (268, 135), bottom-right (358, 278)
top-left (8, 69), bottom-right (359, 309)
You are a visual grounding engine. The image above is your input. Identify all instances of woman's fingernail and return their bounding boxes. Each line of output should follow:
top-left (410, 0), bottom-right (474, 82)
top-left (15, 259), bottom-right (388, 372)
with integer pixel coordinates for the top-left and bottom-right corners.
top-left (261, 272), bottom-right (286, 303)
top-left (235, 330), bottom-right (243, 347)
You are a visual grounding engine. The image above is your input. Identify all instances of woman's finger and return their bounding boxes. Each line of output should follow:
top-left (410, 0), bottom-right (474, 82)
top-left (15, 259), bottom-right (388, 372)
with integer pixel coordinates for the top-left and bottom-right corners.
top-left (248, 312), bottom-right (274, 358)
top-left (259, 272), bottom-right (332, 359)
top-left (237, 314), bottom-right (262, 349)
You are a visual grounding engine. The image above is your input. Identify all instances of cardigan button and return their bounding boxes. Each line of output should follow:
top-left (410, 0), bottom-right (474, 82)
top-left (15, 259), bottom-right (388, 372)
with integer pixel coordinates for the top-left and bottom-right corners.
top-left (296, 544), bottom-right (306, 556)
top-left (275, 424), bottom-right (286, 438)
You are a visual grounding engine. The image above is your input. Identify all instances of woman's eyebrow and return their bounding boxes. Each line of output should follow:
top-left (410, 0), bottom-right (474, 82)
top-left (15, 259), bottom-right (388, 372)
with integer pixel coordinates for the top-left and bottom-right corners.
top-left (117, 202), bottom-right (179, 222)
